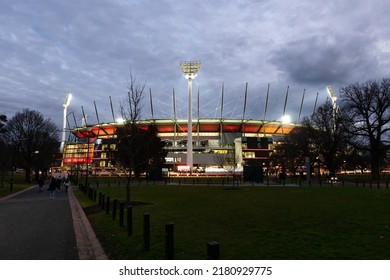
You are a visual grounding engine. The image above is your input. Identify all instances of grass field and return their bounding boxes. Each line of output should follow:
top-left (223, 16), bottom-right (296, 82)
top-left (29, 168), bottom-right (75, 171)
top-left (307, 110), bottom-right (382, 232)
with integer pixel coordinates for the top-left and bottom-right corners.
top-left (0, 174), bottom-right (31, 198)
top-left (74, 183), bottom-right (390, 260)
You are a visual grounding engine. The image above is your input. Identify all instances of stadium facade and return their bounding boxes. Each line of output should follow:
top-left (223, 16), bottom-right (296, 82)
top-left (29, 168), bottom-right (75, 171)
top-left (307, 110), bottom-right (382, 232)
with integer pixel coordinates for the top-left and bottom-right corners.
top-left (61, 117), bottom-right (298, 178)
top-left (61, 69), bottom-right (309, 178)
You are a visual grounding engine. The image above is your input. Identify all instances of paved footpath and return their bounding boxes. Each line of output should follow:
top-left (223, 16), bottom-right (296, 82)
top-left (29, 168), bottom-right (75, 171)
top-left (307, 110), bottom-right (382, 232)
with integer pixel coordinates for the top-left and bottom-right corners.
top-left (0, 183), bottom-right (107, 260)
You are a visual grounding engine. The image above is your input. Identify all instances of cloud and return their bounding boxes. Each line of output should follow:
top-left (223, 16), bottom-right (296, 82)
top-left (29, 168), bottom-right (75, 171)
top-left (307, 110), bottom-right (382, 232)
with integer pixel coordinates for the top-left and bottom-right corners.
top-left (269, 34), bottom-right (380, 86)
top-left (1, 0), bottom-right (390, 129)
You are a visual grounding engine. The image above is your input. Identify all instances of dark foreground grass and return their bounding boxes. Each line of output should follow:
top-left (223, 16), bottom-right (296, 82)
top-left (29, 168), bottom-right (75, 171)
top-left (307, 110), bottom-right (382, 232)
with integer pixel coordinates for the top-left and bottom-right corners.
top-left (74, 184), bottom-right (390, 260)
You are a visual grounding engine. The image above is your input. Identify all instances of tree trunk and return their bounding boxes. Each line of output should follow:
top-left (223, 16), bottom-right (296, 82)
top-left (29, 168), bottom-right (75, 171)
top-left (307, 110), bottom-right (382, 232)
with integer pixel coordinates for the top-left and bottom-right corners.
top-left (371, 153), bottom-right (381, 181)
top-left (25, 167), bottom-right (31, 183)
top-left (126, 175), bottom-right (131, 204)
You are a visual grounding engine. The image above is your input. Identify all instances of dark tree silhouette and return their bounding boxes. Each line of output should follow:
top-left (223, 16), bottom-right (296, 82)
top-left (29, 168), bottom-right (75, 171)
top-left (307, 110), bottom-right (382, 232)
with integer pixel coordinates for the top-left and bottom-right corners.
top-left (340, 78), bottom-right (390, 180)
top-left (1, 109), bottom-right (59, 182)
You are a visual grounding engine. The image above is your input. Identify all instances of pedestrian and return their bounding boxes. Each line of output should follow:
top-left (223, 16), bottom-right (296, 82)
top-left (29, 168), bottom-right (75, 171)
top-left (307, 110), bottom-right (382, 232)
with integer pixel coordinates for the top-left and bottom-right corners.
top-left (56, 177), bottom-right (61, 192)
top-left (38, 176), bottom-right (44, 192)
top-left (64, 177), bottom-right (70, 192)
top-left (48, 177), bottom-right (57, 199)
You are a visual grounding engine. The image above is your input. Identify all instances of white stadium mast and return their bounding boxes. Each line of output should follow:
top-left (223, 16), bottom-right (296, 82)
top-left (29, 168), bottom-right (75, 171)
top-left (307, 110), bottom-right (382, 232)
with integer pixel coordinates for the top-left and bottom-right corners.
top-left (60, 93), bottom-right (72, 152)
top-left (326, 85), bottom-right (337, 133)
top-left (180, 61), bottom-right (201, 173)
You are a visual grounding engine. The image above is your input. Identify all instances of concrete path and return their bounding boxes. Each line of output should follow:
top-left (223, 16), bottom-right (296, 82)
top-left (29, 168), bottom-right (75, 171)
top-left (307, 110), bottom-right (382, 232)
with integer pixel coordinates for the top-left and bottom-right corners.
top-left (0, 183), bottom-right (107, 260)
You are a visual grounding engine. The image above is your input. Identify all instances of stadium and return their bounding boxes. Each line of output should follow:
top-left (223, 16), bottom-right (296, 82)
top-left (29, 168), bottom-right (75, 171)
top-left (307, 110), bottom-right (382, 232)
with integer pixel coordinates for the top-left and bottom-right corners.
top-left (60, 62), bottom-right (320, 180)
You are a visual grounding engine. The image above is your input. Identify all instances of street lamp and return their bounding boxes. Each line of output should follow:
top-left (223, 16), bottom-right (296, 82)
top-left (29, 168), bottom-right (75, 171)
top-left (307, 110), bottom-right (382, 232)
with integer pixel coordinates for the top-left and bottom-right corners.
top-left (10, 138), bottom-right (28, 191)
top-left (60, 93), bottom-right (72, 152)
top-left (180, 61), bottom-right (201, 173)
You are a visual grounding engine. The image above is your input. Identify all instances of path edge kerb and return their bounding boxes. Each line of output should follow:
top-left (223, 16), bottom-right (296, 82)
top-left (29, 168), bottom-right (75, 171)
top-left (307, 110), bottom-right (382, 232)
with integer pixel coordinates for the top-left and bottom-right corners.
top-left (68, 186), bottom-right (108, 260)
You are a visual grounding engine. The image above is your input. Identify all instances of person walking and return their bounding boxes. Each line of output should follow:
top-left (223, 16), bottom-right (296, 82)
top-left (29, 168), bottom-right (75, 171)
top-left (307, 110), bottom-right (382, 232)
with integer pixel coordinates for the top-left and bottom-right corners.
top-left (38, 176), bottom-right (45, 192)
top-left (48, 177), bottom-right (57, 199)
top-left (63, 177), bottom-right (70, 192)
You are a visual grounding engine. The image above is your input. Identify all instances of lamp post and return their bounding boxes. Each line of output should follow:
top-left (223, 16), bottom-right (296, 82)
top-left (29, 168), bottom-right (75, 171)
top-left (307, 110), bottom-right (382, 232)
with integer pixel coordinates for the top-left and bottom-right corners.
top-left (10, 138), bottom-right (28, 191)
top-left (180, 61), bottom-right (201, 173)
top-left (84, 126), bottom-right (93, 189)
top-left (60, 93), bottom-right (72, 152)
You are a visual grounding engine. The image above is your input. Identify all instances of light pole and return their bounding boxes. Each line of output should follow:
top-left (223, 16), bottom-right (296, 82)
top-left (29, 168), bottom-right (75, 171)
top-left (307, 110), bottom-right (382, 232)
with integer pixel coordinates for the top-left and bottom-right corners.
top-left (60, 93), bottom-right (72, 152)
top-left (10, 138), bottom-right (28, 191)
top-left (84, 127), bottom-right (93, 188)
top-left (326, 86), bottom-right (337, 133)
top-left (180, 61), bottom-right (201, 173)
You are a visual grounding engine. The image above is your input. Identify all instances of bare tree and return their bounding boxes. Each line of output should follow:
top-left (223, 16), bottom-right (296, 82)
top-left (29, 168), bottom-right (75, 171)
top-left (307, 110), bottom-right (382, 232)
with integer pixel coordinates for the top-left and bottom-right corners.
top-left (116, 71), bottom-right (166, 203)
top-left (213, 151), bottom-right (240, 186)
top-left (340, 78), bottom-right (390, 180)
top-left (1, 109), bottom-right (59, 182)
top-left (0, 114), bottom-right (6, 132)
top-left (120, 71), bottom-right (145, 123)
top-left (305, 101), bottom-right (349, 176)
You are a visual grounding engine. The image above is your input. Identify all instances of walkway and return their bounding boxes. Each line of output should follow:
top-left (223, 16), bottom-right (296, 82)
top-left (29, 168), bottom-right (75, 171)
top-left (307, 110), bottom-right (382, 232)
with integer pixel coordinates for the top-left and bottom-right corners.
top-left (0, 182), bottom-right (107, 260)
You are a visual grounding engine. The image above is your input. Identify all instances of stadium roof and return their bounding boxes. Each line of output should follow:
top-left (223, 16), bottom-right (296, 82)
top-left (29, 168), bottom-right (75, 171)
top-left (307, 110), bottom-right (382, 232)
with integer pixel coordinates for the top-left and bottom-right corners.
top-left (71, 118), bottom-right (298, 139)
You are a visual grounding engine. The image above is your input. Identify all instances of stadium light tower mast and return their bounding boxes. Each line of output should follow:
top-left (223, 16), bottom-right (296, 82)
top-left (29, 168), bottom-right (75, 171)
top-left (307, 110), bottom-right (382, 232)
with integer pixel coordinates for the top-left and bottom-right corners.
top-left (326, 85), bottom-right (337, 133)
top-left (60, 93), bottom-right (72, 152)
top-left (180, 61), bottom-right (201, 172)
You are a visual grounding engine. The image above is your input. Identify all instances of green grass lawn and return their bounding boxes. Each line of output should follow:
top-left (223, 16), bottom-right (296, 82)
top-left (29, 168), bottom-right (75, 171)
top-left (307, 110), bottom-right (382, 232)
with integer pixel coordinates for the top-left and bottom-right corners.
top-left (74, 184), bottom-right (390, 260)
top-left (0, 174), bottom-right (31, 198)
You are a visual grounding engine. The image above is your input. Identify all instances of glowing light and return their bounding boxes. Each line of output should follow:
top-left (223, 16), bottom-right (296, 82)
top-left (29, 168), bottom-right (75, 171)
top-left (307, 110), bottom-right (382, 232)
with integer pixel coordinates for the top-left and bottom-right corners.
top-left (116, 117), bottom-right (125, 124)
top-left (281, 115), bottom-right (291, 124)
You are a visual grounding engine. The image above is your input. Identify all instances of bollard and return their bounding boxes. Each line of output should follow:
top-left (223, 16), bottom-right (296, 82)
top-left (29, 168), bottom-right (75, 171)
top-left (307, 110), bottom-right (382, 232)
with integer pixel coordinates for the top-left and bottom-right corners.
top-left (101, 194), bottom-right (105, 210)
top-left (106, 196), bottom-right (110, 214)
top-left (98, 192), bottom-right (102, 206)
top-left (112, 199), bottom-right (118, 220)
top-left (143, 213), bottom-right (150, 251)
top-left (119, 202), bottom-right (125, 227)
top-left (207, 241), bottom-right (220, 260)
top-left (165, 223), bottom-right (174, 260)
top-left (127, 206), bottom-right (133, 236)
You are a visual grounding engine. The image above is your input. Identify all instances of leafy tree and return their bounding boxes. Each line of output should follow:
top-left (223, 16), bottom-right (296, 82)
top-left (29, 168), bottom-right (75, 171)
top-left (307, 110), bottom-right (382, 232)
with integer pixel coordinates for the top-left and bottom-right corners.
top-left (117, 124), bottom-right (166, 176)
top-left (340, 78), bottom-right (390, 180)
top-left (1, 108), bottom-right (59, 182)
top-left (272, 101), bottom-right (349, 179)
top-left (271, 126), bottom-right (318, 177)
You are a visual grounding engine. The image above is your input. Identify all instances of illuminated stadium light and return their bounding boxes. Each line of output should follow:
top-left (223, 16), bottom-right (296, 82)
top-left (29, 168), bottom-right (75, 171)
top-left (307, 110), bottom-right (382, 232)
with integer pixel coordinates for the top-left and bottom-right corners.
top-left (281, 114), bottom-right (291, 124)
top-left (60, 93), bottom-right (72, 152)
top-left (116, 117), bottom-right (125, 124)
top-left (180, 61), bottom-right (201, 172)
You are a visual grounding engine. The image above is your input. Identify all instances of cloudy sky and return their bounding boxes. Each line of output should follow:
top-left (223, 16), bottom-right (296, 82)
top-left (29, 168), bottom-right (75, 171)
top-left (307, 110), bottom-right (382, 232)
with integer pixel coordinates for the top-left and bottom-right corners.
top-left (1, 0), bottom-right (389, 130)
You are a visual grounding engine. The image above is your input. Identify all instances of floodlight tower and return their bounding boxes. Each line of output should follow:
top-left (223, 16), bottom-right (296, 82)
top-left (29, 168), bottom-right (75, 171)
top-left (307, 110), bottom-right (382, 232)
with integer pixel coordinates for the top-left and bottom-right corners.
top-left (180, 61), bottom-right (201, 172)
top-left (326, 85), bottom-right (337, 133)
top-left (60, 93), bottom-right (72, 152)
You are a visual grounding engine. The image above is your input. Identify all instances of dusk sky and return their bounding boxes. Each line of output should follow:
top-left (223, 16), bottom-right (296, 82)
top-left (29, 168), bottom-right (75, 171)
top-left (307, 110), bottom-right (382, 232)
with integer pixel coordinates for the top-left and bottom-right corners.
top-left (1, 0), bottom-right (389, 130)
